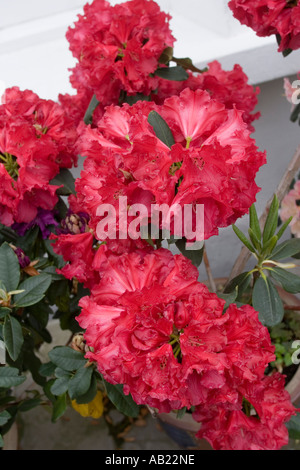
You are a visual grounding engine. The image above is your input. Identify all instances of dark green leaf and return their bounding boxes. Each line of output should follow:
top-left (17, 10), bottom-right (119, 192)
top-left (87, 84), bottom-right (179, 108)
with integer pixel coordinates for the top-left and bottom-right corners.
top-left (124, 93), bottom-right (151, 105)
top-left (252, 276), bottom-right (284, 327)
top-left (176, 407), bottom-right (187, 420)
top-left (0, 367), bottom-right (26, 388)
top-left (3, 315), bottom-right (24, 361)
top-left (50, 168), bottom-right (76, 196)
top-left (171, 57), bottom-right (208, 74)
top-left (262, 195), bottom-right (279, 245)
top-left (0, 410), bottom-right (11, 426)
top-left (224, 272), bottom-right (252, 295)
top-left (0, 307), bottom-right (11, 319)
top-left (158, 46), bottom-right (173, 65)
top-left (155, 66), bottom-right (189, 81)
top-left (83, 94), bottom-right (100, 126)
top-left (286, 413), bottom-right (300, 439)
top-left (68, 366), bottom-right (93, 400)
top-left (175, 239), bottom-right (204, 268)
top-left (276, 217), bottom-right (293, 241)
top-left (51, 393), bottom-right (67, 422)
top-left (291, 103), bottom-right (300, 123)
top-left (218, 288), bottom-right (238, 310)
top-left (148, 110), bottom-right (175, 149)
top-left (74, 374), bottom-right (98, 405)
top-left (18, 398), bottom-right (41, 412)
top-left (0, 243), bottom-right (20, 292)
top-left (232, 225), bottom-right (255, 253)
top-left (249, 205), bottom-right (261, 241)
top-left (50, 376), bottom-right (70, 396)
top-left (104, 381), bottom-right (140, 418)
top-left (48, 346), bottom-right (86, 371)
top-left (39, 361), bottom-right (56, 378)
top-left (271, 238), bottom-right (300, 261)
top-left (270, 267), bottom-right (300, 294)
top-left (248, 228), bottom-right (261, 251)
top-left (14, 274), bottom-right (52, 307)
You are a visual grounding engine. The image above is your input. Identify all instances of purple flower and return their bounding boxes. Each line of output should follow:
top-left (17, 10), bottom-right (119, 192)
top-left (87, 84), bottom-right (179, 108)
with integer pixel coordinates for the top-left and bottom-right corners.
top-left (12, 208), bottom-right (59, 239)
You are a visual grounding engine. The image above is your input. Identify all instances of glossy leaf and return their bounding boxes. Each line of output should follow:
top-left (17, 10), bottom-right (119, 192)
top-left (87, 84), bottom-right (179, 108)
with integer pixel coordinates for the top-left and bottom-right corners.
top-left (3, 315), bottom-right (24, 361)
top-left (0, 243), bottom-right (20, 292)
top-left (48, 346), bottom-right (86, 372)
top-left (14, 274), bottom-right (52, 308)
top-left (148, 110), bottom-right (175, 149)
top-left (155, 66), bottom-right (189, 81)
top-left (104, 381), bottom-right (140, 418)
top-left (252, 276), bottom-right (284, 327)
top-left (270, 267), bottom-right (300, 294)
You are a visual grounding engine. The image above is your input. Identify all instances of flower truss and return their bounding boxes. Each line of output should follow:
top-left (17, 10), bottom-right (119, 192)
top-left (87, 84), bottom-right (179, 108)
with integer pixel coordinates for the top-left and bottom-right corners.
top-left (1, 0), bottom-right (300, 453)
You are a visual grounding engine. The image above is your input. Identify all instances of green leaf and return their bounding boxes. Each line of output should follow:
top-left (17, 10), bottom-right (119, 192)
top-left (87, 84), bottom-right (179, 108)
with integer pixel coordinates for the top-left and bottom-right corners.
top-left (158, 46), bottom-right (174, 65)
top-left (155, 66), bottom-right (189, 81)
top-left (262, 195), bottom-right (279, 245)
top-left (0, 243), bottom-right (20, 292)
top-left (0, 410), bottom-right (11, 426)
top-left (0, 434), bottom-right (3, 448)
top-left (262, 234), bottom-right (278, 257)
top-left (74, 374), bottom-right (98, 405)
top-left (0, 367), bottom-right (26, 388)
top-left (48, 346), bottom-right (86, 372)
top-left (286, 413), bottom-right (300, 439)
top-left (104, 381), bottom-right (140, 418)
top-left (248, 228), bottom-right (261, 251)
top-left (270, 267), bottom-right (300, 294)
top-left (276, 217), bottom-right (293, 241)
top-left (50, 168), bottom-right (76, 196)
top-left (175, 239), bottom-right (204, 268)
top-left (218, 288), bottom-right (238, 310)
top-left (224, 272), bottom-right (252, 296)
top-left (50, 376), bottom-right (70, 396)
top-left (232, 225), bottom-right (255, 253)
top-left (0, 307), bottom-right (11, 319)
top-left (39, 361), bottom-right (57, 378)
top-left (171, 57), bottom-right (208, 74)
top-left (51, 393), bottom-right (67, 422)
top-left (249, 204), bottom-right (261, 241)
top-left (68, 366), bottom-right (93, 400)
top-left (18, 398), bottom-right (41, 412)
top-left (83, 94), bottom-right (100, 125)
top-left (271, 238), bottom-right (300, 261)
top-left (291, 103), bottom-right (300, 123)
top-left (124, 93), bottom-right (151, 105)
top-left (148, 110), bottom-right (175, 149)
top-left (252, 276), bottom-right (284, 327)
top-left (14, 274), bottom-right (52, 307)
top-left (3, 315), bottom-right (24, 361)
top-left (176, 407), bottom-right (187, 420)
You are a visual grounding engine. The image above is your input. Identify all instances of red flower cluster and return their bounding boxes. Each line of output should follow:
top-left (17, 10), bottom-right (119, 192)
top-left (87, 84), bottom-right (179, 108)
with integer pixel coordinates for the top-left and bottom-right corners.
top-left (66, 0), bottom-right (175, 107)
top-left (228, 0), bottom-right (300, 53)
top-left (70, 87), bottom-right (265, 241)
top-left (74, 247), bottom-right (296, 449)
top-left (153, 60), bottom-right (261, 131)
top-left (0, 87), bottom-right (78, 226)
top-left (193, 373), bottom-right (296, 450)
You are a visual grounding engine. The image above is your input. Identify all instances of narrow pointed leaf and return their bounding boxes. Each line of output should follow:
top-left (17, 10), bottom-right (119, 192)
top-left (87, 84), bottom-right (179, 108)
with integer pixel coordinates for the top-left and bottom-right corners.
top-left (232, 225), bottom-right (255, 253)
top-left (249, 205), bottom-right (261, 241)
top-left (263, 196), bottom-right (279, 245)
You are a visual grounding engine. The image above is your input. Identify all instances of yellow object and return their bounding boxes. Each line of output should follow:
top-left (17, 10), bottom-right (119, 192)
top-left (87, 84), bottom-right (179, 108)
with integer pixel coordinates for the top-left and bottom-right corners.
top-left (71, 390), bottom-right (104, 419)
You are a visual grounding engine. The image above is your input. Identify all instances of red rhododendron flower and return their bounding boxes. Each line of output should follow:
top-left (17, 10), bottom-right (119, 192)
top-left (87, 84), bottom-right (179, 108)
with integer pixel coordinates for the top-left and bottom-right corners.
top-left (193, 373), bottom-right (297, 450)
top-left (0, 87), bottom-right (78, 227)
top-left (153, 60), bottom-right (260, 131)
top-left (228, 0), bottom-right (300, 53)
top-left (76, 249), bottom-right (276, 414)
top-left (66, 0), bottom-right (175, 106)
top-left (72, 88), bottom-right (265, 241)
